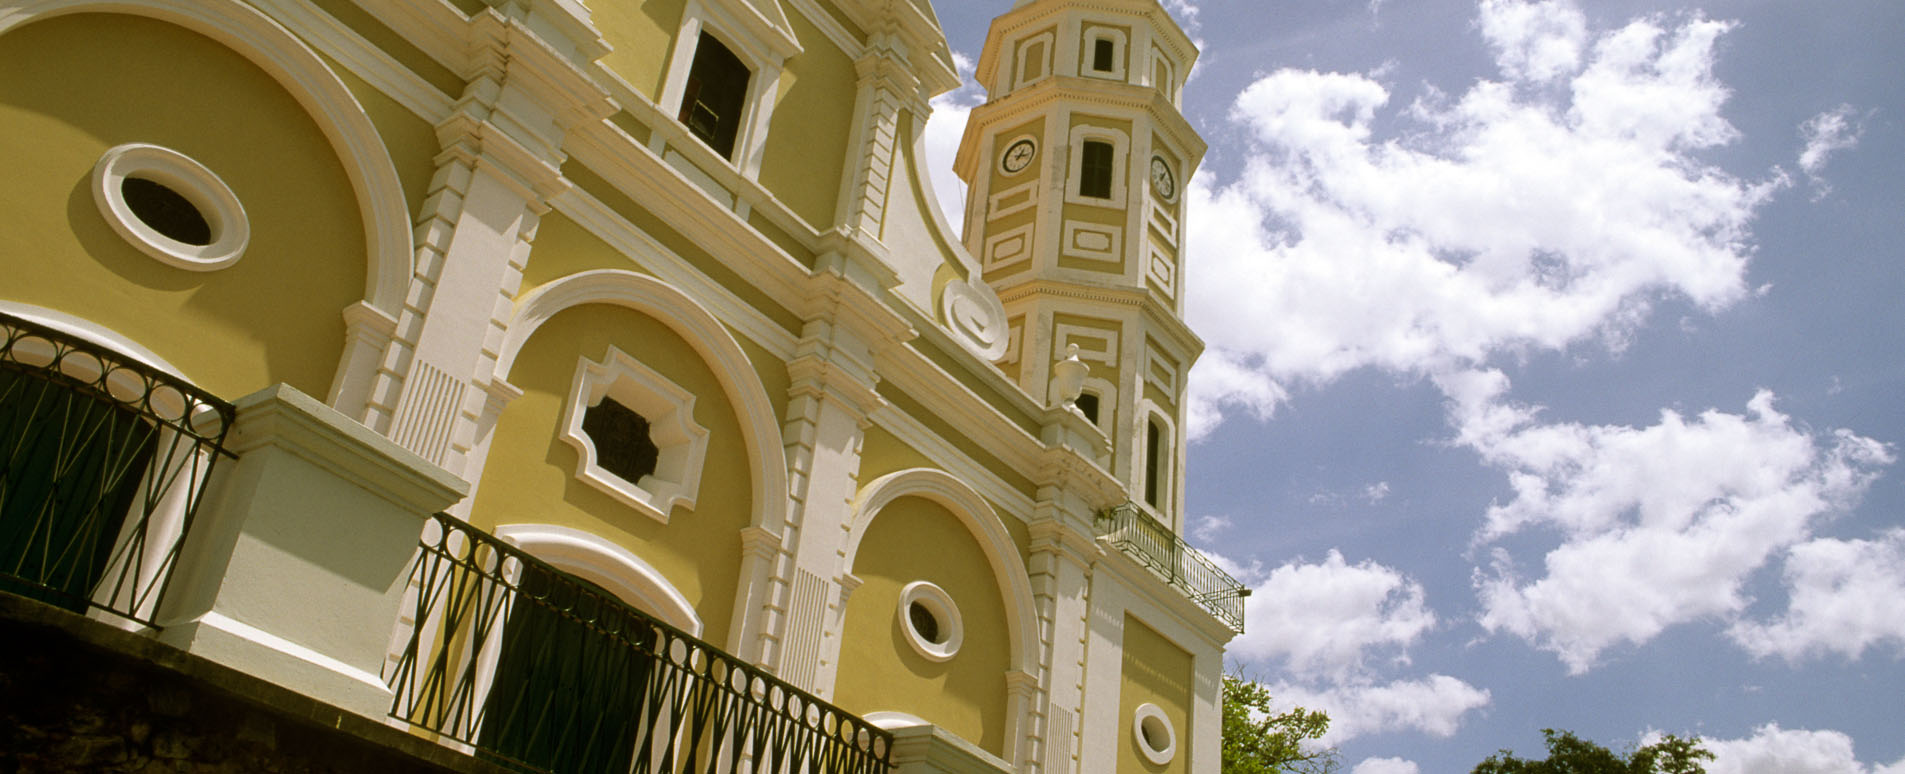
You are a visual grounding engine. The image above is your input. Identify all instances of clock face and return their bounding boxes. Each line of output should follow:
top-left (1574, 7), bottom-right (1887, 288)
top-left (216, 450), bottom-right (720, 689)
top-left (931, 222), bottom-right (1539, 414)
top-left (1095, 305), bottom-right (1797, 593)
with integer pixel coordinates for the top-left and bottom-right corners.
top-left (1001, 138), bottom-right (1037, 174)
top-left (1150, 156), bottom-right (1176, 200)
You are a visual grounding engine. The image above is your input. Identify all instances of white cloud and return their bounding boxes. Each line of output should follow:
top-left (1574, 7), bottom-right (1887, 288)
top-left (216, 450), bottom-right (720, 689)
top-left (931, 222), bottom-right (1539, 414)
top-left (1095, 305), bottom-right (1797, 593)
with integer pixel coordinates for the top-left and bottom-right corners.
top-left (1271, 675), bottom-right (1491, 744)
top-left (1730, 529), bottom-right (1905, 662)
top-left (1456, 379), bottom-right (1895, 672)
top-left (1191, 513), bottom-right (1234, 544)
top-left (1353, 757), bottom-right (1421, 774)
top-left (1705, 724), bottom-right (1905, 774)
top-left (921, 51), bottom-right (982, 226)
top-left (1797, 105), bottom-right (1864, 198)
top-left (1183, 0), bottom-right (1782, 435)
top-left (1229, 551), bottom-right (1436, 680)
top-left (1478, 0), bottom-right (1586, 83)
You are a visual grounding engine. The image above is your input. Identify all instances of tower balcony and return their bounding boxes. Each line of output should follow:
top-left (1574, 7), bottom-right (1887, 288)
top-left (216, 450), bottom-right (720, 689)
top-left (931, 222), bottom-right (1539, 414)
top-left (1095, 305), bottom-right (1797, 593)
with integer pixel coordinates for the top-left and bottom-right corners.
top-left (1095, 502), bottom-right (1249, 632)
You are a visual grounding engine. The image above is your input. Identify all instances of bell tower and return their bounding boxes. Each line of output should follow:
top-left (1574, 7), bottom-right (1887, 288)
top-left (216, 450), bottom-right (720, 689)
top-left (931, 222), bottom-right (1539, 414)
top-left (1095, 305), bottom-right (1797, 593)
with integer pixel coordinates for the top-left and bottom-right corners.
top-left (956, 0), bottom-right (1205, 530)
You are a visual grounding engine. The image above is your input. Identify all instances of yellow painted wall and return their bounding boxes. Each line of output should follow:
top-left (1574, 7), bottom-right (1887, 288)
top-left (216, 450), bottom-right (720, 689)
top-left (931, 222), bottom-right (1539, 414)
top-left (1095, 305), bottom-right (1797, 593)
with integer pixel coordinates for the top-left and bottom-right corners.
top-left (1120, 615), bottom-right (1195, 774)
top-left (308, 0), bottom-right (462, 97)
top-left (468, 303), bottom-right (752, 645)
top-left (833, 495), bottom-right (1011, 757)
top-left (0, 14), bottom-right (366, 400)
top-left (759, 10), bottom-right (855, 229)
top-left (594, 0), bottom-right (685, 101)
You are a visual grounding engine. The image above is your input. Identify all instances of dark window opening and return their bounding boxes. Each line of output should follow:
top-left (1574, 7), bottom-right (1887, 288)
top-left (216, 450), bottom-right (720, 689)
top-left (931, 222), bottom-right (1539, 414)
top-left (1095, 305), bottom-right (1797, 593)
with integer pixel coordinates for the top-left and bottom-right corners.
top-left (1075, 392), bottom-right (1100, 424)
top-left (909, 600), bottom-right (941, 644)
top-left (0, 369), bottom-right (158, 611)
top-left (582, 397), bottom-right (660, 483)
top-left (1079, 140), bottom-right (1114, 199)
top-left (678, 32), bottom-right (750, 159)
top-left (1092, 38), bottom-right (1116, 72)
top-left (481, 566), bottom-right (653, 774)
top-left (1144, 419), bottom-right (1162, 508)
top-left (122, 177), bottom-right (212, 246)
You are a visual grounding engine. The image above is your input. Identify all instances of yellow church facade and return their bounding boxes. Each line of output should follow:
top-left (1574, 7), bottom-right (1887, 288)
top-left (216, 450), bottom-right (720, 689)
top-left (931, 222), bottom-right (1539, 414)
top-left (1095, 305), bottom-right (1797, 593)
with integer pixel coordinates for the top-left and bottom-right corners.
top-left (0, 0), bottom-right (1243, 771)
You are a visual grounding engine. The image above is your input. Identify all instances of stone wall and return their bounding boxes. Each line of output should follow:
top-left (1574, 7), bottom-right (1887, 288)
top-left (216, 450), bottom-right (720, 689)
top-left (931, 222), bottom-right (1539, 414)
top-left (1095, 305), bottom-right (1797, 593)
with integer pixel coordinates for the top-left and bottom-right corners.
top-left (0, 594), bottom-right (509, 774)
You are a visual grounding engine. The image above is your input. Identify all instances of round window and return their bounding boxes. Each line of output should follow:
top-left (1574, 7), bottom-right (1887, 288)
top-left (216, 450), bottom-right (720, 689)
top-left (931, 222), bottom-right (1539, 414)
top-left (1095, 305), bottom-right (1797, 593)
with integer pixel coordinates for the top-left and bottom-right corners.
top-left (1132, 703), bottom-right (1176, 765)
top-left (897, 581), bottom-right (962, 662)
top-left (92, 143), bottom-right (249, 272)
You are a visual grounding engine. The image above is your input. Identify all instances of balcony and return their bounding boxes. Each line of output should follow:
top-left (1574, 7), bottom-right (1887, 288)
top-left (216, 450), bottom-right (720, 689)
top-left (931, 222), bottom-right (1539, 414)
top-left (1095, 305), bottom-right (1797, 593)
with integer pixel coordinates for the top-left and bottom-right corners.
top-left (1095, 502), bottom-right (1249, 632)
top-left (386, 513), bottom-right (894, 774)
top-left (0, 311), bottom-right (235, 627)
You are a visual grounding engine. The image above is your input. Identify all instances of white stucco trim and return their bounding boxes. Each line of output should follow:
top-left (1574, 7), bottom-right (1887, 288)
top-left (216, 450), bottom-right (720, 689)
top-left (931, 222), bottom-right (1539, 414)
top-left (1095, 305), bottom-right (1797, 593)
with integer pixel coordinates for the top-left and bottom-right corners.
top-left (897, 580), bottom-right (963, 663)
top-left (0, 0), bottom-right (413, 317)
top-left (493, 523), bottom-right (702, 636)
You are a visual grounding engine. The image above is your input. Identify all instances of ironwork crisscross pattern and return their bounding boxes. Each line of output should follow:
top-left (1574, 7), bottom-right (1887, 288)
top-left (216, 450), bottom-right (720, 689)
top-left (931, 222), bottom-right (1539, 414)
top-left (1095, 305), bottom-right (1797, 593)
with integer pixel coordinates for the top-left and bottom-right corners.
top-left (386, 513), bottom-right (893, 774)
top-left (0, 311), bottom-right (234, 626)
top-left (1096, 502), bottom-right (1248, 632)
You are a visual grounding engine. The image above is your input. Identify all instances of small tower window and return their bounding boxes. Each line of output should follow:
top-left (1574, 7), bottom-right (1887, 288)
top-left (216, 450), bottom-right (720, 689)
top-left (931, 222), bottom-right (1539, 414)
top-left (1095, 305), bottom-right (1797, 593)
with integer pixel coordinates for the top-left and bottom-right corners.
top-left (581, 397), bottom-right (660, 484)
top-left (1075, 391), bottom-right (1100, 424)
top-left (1093, 39), bottom-right (1115, 73)
top-left (678, 32), bottom-right (750, 159)
top-left (1144, 418), bottom-right (1163, 508)
top-left (1079, 141), bottom-right (1114, 199)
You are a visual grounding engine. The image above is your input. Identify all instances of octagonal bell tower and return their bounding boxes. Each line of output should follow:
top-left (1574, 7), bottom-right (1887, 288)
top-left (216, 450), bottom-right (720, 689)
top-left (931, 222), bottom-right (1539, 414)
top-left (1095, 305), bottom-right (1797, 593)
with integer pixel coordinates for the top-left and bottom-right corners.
top-left (956, 0), bottom-right (1205, 531)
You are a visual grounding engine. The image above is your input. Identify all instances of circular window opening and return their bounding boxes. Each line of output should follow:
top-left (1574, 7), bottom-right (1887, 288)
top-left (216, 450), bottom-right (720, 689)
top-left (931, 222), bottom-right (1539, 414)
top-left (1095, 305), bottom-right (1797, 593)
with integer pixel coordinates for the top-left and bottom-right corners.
top-left (907, 600), bottom-right (941, 644)
top-left (897, 581), bottom-right (962, 662)
top-left (121, 177), bottom-right (213, 246)
top-left (92, 143), bottom-right (249, 272)
top-left (1132, 703), bottom-right (1176, 765)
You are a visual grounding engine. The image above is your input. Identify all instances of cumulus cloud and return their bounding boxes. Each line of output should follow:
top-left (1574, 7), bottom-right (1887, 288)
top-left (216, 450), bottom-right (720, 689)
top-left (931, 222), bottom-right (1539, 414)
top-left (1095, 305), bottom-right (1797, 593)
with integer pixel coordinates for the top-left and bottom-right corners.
top-left (922, 51), bottom-right (982, 225)
top-left (1353, 757), bottom-right (1421, 774)
top-left (1229, 551), bottom-right (1437, 680)
top-left (1271, 675), bottom-right (1491, 744)
top-left (1730, 529), bottom-right (1905, 662)
top-left (1183, 0), bottom-right (1782, 437)
top-left (1797, 105), bottom-right (1864, 199)
top-left (1454, 377), bottom-right (1895, 672)
top-left (1704, 724), bottom-right (1905, 774)
top-left (1191, 513), bottom-right (1234, 543)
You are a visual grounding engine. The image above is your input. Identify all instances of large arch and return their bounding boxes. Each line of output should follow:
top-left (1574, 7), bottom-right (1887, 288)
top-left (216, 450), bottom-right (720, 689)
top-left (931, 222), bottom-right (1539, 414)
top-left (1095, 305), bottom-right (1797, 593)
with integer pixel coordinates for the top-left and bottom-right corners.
top-left (490, 269), bottom-right (789, 657)
top-left (0, 0), bottom-right (414, 318)
top-left (844, 468), bottom-right (1040, 682)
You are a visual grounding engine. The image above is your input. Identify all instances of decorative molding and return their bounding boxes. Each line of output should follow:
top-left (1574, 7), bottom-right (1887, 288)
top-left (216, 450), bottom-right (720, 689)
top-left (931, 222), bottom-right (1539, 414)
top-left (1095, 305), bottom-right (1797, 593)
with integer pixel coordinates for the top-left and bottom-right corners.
top-left (493, 523), bottom-right (703, 636)
top-left (558, 347), bottom-right (711, 523)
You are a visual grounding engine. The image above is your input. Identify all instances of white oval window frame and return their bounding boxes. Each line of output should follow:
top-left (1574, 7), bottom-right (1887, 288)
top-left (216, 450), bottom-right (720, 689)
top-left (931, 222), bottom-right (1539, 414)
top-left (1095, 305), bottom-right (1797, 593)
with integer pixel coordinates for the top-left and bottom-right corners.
top-left (92, 143), bottom-right (249, 272)
top-left (897, 580), bottom-right (963, 663)
top-left (1133, 702), bottom-right (1177, 766)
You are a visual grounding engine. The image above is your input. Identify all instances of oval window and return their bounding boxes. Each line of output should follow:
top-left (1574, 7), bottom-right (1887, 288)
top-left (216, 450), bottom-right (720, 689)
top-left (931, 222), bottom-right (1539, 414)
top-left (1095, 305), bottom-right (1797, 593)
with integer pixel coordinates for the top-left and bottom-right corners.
top-left (92, 143), bottom-right (249, 271)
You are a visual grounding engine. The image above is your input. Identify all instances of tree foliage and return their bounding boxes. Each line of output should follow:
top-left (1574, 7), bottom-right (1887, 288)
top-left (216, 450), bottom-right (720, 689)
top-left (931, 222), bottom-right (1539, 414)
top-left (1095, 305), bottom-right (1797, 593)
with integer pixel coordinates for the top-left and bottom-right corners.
top-left (1472, 729), bottom-right (1715, 774)
top-left (1222, 674), bottom-right (1339, 774)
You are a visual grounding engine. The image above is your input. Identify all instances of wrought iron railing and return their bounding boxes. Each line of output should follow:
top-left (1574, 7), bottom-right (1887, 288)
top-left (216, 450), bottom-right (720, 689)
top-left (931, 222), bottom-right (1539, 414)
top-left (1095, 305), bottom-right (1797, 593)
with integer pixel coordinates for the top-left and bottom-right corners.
top-left (0, 311), bottom-right (235, 626)
top-left (385, 513), bottom-right (893, 774)
top-left (1096, 502), bottom-right (1249, 632)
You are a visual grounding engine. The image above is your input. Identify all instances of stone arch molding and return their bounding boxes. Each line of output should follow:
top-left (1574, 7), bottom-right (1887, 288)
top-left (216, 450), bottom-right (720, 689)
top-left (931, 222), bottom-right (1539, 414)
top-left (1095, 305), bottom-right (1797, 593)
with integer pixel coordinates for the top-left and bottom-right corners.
top-left (0, 0), bottom-right (414, 317)
top-left (495, 269), bottom-right (789, 538)
top-left (494, 523), bottom-right (702, 636)
top-left (844, 468), bottom-right (1040, 678)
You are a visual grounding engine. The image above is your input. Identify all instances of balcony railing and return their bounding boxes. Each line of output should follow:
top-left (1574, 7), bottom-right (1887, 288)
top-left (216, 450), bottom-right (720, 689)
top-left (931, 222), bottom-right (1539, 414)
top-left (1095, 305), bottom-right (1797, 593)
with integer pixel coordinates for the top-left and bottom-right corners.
top-left (385, 513), bottom-right (893, 774)
top-left (0, 311), bottom-right (234, 626)
top-left (1095, 503), bottom-right (1249, 632)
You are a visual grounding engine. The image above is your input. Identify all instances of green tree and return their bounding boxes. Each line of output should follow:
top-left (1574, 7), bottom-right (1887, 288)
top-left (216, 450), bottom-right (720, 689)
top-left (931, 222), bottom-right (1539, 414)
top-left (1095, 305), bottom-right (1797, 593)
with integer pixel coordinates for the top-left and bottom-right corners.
top-left (1473, 729), bottom-right (1715, 774)
top-left (1222, 674), bottom-right (1339, 774)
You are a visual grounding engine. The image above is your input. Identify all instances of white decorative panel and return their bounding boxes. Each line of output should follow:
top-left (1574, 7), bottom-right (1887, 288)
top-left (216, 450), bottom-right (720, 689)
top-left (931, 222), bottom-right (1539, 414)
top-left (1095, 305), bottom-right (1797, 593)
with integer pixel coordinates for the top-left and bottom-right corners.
top-left (985, 223), bottom-right (1035, 270)
top-left (1061, 221), bottom-right (1121, 263)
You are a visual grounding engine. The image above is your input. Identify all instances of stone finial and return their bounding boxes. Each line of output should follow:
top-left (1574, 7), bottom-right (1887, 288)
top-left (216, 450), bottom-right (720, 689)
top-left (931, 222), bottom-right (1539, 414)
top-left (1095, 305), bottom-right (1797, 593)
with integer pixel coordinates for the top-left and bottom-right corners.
top-left (1049, 344), bottom-right (1088, 408)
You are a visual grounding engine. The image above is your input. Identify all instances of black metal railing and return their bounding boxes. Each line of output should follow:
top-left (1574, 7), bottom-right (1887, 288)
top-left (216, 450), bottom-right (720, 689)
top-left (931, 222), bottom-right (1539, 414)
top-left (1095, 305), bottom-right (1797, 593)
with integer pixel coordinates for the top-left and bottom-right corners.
top-left (1096, 502), bottom-right (1249, 632)
top-left (385, 513), bottom-right (893, 774)
top-left (0, 311), bottom-right (235, 626)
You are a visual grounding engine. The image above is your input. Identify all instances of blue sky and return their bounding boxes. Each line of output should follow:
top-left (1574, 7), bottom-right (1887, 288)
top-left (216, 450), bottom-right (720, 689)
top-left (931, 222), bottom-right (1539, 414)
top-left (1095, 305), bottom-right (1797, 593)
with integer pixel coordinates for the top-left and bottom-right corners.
top-left (925, 1), bottom-right (1903, 772)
